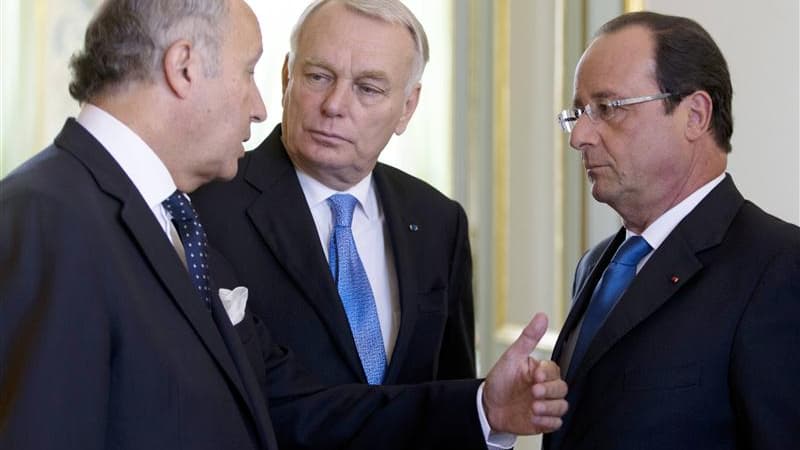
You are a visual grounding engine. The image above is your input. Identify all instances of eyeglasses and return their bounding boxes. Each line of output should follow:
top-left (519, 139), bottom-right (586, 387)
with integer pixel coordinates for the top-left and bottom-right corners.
top-left (557, 92), bottom-right (676, 133)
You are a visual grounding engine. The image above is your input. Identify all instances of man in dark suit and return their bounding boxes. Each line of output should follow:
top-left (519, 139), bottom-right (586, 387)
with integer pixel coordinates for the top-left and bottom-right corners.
top-left (193, 0), bottom-right (475, 388)
top-left (547, 11), bottom-right (800, 450)
top-left (0, 1), bottom-right (569, 449)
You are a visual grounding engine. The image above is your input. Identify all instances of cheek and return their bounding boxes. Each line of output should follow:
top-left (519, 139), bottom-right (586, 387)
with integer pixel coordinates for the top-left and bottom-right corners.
top-left (356, 108), bottom-right (402, 144)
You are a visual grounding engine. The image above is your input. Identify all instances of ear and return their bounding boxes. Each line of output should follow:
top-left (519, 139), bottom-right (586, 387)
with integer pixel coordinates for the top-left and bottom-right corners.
top-left (281, 53), bottom-right (291, 102)
top-left (163, 39), bottom-right (197, 99)
top-left (394, 83), bottom-right (421, 135)
top-left (684, 90), bottom-right (713, 142)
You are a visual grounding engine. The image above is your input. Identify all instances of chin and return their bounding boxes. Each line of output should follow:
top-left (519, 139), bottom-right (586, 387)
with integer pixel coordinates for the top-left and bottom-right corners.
top-left (590, 182), bottom-right (608, 203)
top-left (220, 166), bottom-right (239, 181)
top-left (210, 160), bottom-right (238, 182)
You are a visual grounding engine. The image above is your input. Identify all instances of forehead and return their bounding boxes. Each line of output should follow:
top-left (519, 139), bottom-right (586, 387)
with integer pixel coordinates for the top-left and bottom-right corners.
top-left (574, 26), bottom-right (658, 100)
top-left (296, 2), bottom-right (416, 74)
top-left (225, 0), bottom-right (262, 56)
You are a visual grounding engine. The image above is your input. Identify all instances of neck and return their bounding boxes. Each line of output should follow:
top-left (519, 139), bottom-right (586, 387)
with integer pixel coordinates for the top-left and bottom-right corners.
top-left (619, 157), bottom-right (726, 234)
top-left (92, 86), bottom-right (198, 192)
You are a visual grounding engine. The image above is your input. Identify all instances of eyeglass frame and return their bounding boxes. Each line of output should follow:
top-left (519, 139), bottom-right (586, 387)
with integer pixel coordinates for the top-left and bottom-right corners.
top-left (556, 92), bottom-right (677, 133)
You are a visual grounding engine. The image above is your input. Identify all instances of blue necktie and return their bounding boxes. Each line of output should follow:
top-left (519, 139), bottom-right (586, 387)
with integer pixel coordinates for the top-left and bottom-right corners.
top-left (162, 191), bottom-right (212, 306)
top-left (567, 235), bottom-right (652, 378)
top-left (327, 194), bottom-right (387, 385)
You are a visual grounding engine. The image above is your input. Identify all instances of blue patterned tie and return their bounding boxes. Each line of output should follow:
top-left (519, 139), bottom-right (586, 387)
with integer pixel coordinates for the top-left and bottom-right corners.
top-left (327, 194), bottom-right (387, 385)
top-left (567, 235), bottom-right (652, 378)
top-left (162, 191), bottom-right (212, 306)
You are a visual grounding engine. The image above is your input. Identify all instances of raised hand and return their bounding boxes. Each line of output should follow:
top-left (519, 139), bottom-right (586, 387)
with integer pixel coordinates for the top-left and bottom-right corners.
top-left (482, 313), bottom-right (569, 434)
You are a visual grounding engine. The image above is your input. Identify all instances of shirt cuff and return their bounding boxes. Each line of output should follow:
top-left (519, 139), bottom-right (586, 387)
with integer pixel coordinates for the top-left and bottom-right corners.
top-left (477, 381), bottom-right (517, 449)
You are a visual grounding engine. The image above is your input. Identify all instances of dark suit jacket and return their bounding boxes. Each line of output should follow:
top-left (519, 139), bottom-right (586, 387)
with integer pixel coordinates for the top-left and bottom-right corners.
top-left (0, 119), bottom-right (276, 449)
top-left (544, 175), bottom-right (800, 450)
top-left (0, 120), bottom-right (486, 450)
top-left (192, 124), bottom-right (476, 385)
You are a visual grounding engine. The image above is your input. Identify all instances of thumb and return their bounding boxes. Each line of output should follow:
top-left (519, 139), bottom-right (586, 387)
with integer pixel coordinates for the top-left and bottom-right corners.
top-left (504, 313), bottom-right (548, 360)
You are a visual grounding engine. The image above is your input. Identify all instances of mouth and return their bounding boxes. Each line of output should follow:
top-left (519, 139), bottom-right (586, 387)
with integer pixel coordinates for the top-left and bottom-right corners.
top-left (308, 129), bottom-right (352, 145)
top-left (584, 163), bottom-right (610, 179)
top-left (583, 159), bottom-right (610, 170)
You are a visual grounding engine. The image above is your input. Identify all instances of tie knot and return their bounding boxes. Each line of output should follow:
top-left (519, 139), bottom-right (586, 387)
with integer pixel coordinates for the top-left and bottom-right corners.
top-left (162, 190), bottom-right (198, 223)
top-left (328, 194), bottom-right (358, 228)
top-left (612, 235), bottom-right (652, 267)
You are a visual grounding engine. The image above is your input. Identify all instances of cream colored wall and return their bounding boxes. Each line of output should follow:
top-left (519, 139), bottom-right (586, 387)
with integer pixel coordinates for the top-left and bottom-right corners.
top-left (0, 0), bottom-right (454, 198)
top-left (645, 0), bottom-right (800, 224)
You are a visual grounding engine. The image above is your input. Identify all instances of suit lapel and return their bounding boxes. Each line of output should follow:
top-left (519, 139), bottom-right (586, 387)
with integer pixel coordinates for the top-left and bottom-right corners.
top-left (552, 230), bottom-right (621, 369)
top-left (567, 175), bottom-right (745, 383)
top-left (372, 165), bottom-right (421, 381)
top-left (55, 120), bottom-right (271, 443)
top-left (570, 232), bottom-right (703, 382)
top-left (243, 128), bottom-right (366, 381)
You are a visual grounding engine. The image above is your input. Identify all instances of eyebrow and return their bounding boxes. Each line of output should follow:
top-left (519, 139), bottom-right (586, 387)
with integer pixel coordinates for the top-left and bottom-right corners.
top-left (302, 57), bottom-right (333, 72)
top-left (355, 70), bottom-right (390, 85)
top-left (573, 90), bottom-right (621, 107)
top-left (302, 57), bottom-right (390, 85)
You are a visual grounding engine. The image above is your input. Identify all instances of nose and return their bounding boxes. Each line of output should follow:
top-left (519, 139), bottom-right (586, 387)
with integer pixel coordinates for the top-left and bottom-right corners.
top-left (568, 113), bottom-right (598, 151)
top-left (251, 85), bottom-right (267, 123)
top-left (321, 80), bottom-right (351, 118)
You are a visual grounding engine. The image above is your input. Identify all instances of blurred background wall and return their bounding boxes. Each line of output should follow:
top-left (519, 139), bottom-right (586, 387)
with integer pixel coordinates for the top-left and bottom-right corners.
top-left (2, 1), bottom-right (797, 447)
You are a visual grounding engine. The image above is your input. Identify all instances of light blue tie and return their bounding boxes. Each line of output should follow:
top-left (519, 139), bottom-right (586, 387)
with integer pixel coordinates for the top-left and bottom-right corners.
top-left (567, 235), bottom-right (652, 378)
top-left (327, 194), bottom-right (387, 385)
top-left (162, 191), bottom-right (212, 306)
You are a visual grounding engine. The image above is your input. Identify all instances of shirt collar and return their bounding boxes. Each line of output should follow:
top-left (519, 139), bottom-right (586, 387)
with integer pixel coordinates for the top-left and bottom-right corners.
top-left (295, 168), bottom-right (378, 220)
top-left (77, 103), bottom-right (176, 207)
top-left (628, 172), bottom-right (727, 249)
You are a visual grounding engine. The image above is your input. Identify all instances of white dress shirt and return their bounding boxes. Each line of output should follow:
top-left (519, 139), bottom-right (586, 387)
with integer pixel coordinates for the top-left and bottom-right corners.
top-left (295, 169), bottom-right (401, 360)
top-left (76, 104), bottom-right (180, 246)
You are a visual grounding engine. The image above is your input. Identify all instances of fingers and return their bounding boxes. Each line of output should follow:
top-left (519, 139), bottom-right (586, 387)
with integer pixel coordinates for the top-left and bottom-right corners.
top-left (531, 358), bottom-right (569, 425)
top-left (505, 313), bottom-right (548, 360)
top-left (532, 376), bottom-right (567, 398)
top-left (534, 359), bottom-right (562, 383)
top-left (530, 359), bottom-right (567, 399)
top-left (531, 414), bottom-right (563, 432)
top-left (532, 396), bottom-right (569, 417)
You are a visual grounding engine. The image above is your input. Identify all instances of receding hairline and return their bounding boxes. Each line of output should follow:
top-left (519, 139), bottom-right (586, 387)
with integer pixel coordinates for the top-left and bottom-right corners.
top-left (287, 0), bottom-right (428, 91)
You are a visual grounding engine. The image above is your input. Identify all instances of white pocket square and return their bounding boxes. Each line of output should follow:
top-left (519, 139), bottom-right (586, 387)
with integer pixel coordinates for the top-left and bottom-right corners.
top-left (218, 286), bottom-right (248, 325)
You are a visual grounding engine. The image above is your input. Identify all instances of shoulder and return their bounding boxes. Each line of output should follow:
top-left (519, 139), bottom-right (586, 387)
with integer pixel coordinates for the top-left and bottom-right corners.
top-left (374, 162), bottom-right (465, 217)
top-left (728, 201), bottom-right (800, 260)
top-left (2, 143), bottom-right (98, 214)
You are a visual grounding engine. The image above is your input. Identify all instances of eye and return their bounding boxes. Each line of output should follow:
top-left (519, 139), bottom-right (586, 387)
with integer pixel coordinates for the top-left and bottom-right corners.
top-left (594, 101), bottom-right (615, 120)
top-left (356, 83), bottom-right (384, 96)
top-left (305, 72), bottom-right (331, 84)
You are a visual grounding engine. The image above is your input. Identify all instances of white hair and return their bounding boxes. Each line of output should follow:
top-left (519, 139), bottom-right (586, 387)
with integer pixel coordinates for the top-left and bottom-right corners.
top-left (287, 0), bottom-right (429, 94)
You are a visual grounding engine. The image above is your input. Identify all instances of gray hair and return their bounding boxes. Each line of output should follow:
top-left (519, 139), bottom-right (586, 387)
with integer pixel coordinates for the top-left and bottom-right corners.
top-left (69, 0), bottom-right (230, 102)
top-left (288, 0), bottom-right (429, 93)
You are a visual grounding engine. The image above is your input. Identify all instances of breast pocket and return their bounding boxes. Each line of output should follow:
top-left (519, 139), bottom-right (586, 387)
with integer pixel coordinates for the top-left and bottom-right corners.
top-left (623, 362), bottom-right (700, 391)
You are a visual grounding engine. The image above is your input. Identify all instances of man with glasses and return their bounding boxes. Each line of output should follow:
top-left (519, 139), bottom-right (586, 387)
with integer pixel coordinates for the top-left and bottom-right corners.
top-left (547, 11), bottom-right (799, 450)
